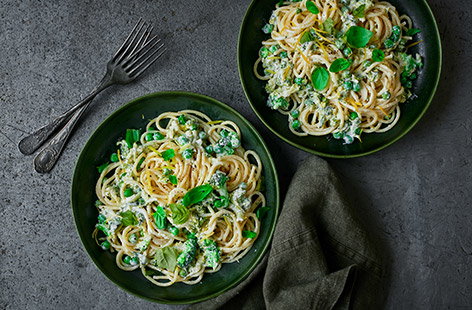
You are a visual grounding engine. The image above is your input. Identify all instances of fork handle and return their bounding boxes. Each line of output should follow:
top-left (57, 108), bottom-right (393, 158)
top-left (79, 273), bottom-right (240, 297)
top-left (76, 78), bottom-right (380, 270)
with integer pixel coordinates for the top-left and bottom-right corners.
top-left (18, 76), bottom-right (112, 155)
top-left (34, 103), bottom-right (90, 173)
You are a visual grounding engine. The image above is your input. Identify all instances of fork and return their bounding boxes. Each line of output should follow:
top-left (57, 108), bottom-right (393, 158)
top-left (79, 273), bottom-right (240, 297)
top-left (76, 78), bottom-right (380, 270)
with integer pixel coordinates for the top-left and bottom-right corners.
top-left (18, 18), bottom-right (166, 173)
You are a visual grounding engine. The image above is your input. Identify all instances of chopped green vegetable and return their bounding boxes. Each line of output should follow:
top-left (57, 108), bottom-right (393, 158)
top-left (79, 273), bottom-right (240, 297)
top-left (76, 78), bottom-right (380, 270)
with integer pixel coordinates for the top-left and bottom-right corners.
top-left (322, 18), bottom-right (334, 34)
top-left (168, 175), bottom-right (178, 185)
top-left (96, 223), bottom-right (109, 236)
top-left (311, 67), bottom-right (329, 91)
top-left (280, 51), bottom-right (288, 58)
top-left (262, 23), bottom-right (274, 34)
top-left (120, 211), bottom-right (138, 226)
top-left (153, 246), bottom-right (180, 270)
top-left (349, 112), bottom-right (358, 120)
top-left (169, 203), bottom-right (189, 224)
top-left (125, 129), bottom-right (141, 148)
top-left (300, 29), bottom-right (316, 44)
top-left (260, 47), bottom-right (270, 58)
top-left (97, 214), bottom-right (106, 223)
top-left (177, 235), bottom-right (198, 269)
top-left (160, 149), bottom-right (175, 161)
top-left (177, 115), bottom-right (186, 125)
top-left (137, 157), bottom-right (145, 170)
top-left (182, 184), bottom-right (213, 207)
top-left (182, 148), bottom-right (194, 159)
top-left (329, 58), bottom-right (352, 73)
top-left (153, 206), bottom-right (167, 229)
top-left (406, 28), bottom-right (421, 36)
top-left (384, 25), bottom-right (401, 49)
top-left (306, 1), bottom-right (319, 14)
top-left (346, 26), bottom-right (373, 48)
top-left (242, 230), bottom-right (257, 239)
top-left (202, 239), bottom-right (220, 268)
top-left (352, 4), bottom-right (366, 18)
top-left (256, 206), bottom-right (270, 219)
top-left (169, 226), bottom-right (179, 236)
top-left (97, 163), bottom-right (109, 173)
top-left (291, 120), bottom-right (301, 130)
top-left (382, 91), bottom-right (391, 100)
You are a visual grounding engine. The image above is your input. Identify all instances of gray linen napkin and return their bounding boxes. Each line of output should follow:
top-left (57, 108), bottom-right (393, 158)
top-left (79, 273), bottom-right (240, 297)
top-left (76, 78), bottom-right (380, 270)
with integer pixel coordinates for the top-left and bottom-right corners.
top-left (189, 156), bottom-right (386, 310)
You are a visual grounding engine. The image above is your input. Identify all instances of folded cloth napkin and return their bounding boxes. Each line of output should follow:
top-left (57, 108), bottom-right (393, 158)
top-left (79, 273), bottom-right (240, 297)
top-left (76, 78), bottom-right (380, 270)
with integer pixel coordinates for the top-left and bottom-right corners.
top-left (189, 156), bottom-right (386, 310)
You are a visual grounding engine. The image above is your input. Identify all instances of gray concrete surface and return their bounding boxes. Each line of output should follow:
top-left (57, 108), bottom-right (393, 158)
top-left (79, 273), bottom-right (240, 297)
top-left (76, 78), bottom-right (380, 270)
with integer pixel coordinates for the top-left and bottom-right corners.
top-left (0, 0), bottom-right (471, 309)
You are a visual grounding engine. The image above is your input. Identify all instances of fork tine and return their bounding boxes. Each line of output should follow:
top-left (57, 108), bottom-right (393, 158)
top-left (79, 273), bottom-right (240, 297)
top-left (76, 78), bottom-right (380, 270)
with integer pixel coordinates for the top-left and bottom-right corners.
top-left (124, 35), bottom-right (162, 69)
top-left (127, 23), bottom-right (153, 58)
top-left (113, 18), bottom-right (144, 61)
top-left (115, 20), bottom-right (147, 63)
top-left (127, 41), bottom-right (165, 73)
top-left (129, 47), bottom-right (167, 78)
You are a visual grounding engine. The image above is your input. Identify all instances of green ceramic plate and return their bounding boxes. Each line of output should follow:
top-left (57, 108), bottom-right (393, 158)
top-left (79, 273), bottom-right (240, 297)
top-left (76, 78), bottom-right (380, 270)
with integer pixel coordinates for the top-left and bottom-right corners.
top-left (71, 91), bottom-right (279, 304)
top-left (238, 0), bottom-right (441, 158)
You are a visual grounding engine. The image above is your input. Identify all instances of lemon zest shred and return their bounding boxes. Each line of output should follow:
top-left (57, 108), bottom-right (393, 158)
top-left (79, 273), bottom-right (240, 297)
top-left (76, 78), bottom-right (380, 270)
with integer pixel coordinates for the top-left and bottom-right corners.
top-left (117, 149), bottom-right (123, 165)
top-left (207, 120), bottom-right (223, 125)
top-left (296, 46), bottom-right (311, 64)
top-left (148, 146), bottom-right (160, 154)
top-left (378, 106), bottom-right (389, 116)
top-left (267, 56), bottom-right (281, 60)
top-left (405, 40), bottom-right (423, 49)
top-left (316, 41), bottom-right (329, 60)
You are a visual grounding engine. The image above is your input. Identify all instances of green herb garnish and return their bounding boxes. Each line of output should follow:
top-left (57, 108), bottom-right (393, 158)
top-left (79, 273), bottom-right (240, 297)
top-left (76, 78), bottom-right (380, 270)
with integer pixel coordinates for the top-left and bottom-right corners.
top-left (153, 246), bottom-right (179, 271)
top-left (346, 26), bottom-right (373, 48)
top-left (406, 28), bottom-right (421, 36)
top-left (169, 203), bottom-right (189, 225)
top-left (352, 4), bottom-right (366, 18)
top-left (120, 211), bottom-right (138, 226)
top-left (329, 58), bottom-right (352, 73)
top-left (160, 149), bottom-right (175, 161)
top-left (97, 162), bottom-right (109, 173)
top-left (182, 184), bottom-right (213, 207)
top-left (153, 206), bottom-right (167, 229)
top-left (306, 1), bottom-right (319, 14)
top-left (242, 230), bottom-right (257, 239)
top-left (372, 49), bottom-right (385, 62)
top-left (311, 67), bottom-right (329, 91)
top-left (125, 129), bottom-right (141, 148)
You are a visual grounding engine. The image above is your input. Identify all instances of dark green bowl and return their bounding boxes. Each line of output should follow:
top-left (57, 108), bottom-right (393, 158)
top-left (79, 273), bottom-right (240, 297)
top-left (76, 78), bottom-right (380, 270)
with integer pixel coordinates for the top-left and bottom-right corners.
top-left (71, 91), bottom-right (279, 304)
top-left (238, 0), bottom-right (442, 158)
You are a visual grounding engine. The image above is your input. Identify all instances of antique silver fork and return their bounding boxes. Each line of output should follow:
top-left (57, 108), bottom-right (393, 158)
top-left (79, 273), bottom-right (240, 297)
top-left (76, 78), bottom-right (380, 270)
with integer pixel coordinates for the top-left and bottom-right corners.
top-left (18, 18), bottom-right (166, 173)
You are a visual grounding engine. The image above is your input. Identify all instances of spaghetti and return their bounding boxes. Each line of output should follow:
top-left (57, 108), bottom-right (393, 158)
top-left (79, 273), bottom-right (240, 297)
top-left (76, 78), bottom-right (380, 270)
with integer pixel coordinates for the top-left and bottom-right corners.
top-left (255, 0), bottom-right (423, 144)
top-left (93, 110), bottom-right (267, 286)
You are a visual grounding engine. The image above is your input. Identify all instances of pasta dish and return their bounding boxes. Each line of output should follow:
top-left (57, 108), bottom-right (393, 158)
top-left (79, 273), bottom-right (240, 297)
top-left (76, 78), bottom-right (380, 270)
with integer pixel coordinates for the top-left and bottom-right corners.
top-left (255, 0), bottom-right (423, 144)
top-left (93, 110), bottom-right (268, 286)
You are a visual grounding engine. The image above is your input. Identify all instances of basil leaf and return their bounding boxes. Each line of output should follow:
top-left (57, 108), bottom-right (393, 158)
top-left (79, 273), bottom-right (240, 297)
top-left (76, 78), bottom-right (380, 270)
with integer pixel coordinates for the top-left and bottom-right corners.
top-left (153, 206), bottom-right (167, 229)
top-left (352, 4), bottom-right (365, 18)
top-left (242, 230), bottom-right (257, 238)
top-left (182, 184), bottom-right (213, 207)
top-left (329, 58), bottom-right (352, 73)
top-left (306, 1), bottom-right (319, 14)
top-left (153, 246), bottom-right (179, 271)
top-left (97, 162), bottom-right (109, 173)
top-left (372, 49), bottom-right (385, 62)
top-left (256, 206), bottom-right (270, 219)
top-left (169, 203), bottom-right (189, 224)
top-left (160, 149), bottom-right (175, 161)
top-left (300, 29), bottom-right (316, 44)
top-left (168, 175), bottom-right (178, 185)
top-left (406, 28), bottom-right (421, 36)
top-left (322, 18), bottom-right (334, 34)
top-left (95, 223), bottom-right (110, 236)
top-left (346, 26), bottom-right (373, 48)
top-left (311, 67), bottom-right (329, 91)
top-left (125, 129), bottom-right (141, 148)
top-left (120, 211), bottom-right (138, 226)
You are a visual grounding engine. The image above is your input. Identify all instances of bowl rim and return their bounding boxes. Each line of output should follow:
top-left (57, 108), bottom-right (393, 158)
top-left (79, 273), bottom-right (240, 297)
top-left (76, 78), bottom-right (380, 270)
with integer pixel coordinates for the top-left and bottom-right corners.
top-left (70, 90), bottom-right (280, 304)
top-left (237, 0), bottom-right (442, 158)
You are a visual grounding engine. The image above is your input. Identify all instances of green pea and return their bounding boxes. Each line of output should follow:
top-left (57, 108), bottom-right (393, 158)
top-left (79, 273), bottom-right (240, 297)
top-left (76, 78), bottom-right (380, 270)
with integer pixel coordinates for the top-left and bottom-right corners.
top-left (294, 77), bottom-right (305, 85)
top-left (343, 80), bottom-right (353, 90)
top-left (260, 47), bottom-right (270, 58)
top-left (95, 200), bottom-right (102, 207)
top-left (124, 188), bottom-right (134, 197)
top-left (145, 132), bottom-right (154, 141)
top-left (352, 82), bottom-right (361, 92)
top-left (123, 255), bottom-right (132, 264)
top-left (130, 257), bottom-right (139, 266)
top-left (205, 145), bottom-right (214, 154)
top-left (97, 214), bottom-right (106, 224)
top-left (269, 45), bottom-right (279, 53)
top-left (153, 132), bottom-right (165, 140)
top-left (182, 148), bottom-right (194, 159)
top-left (291, 110), bottom-right (300, 118)
top-left (262, 23), bottom-right (274, 34)
top-left (291, 120), bottom-right (301, 130)
top-left (343, 47), bottom-right (352, 57)
top-left (198, 131), bottom-right (207, 140)
top-left (110, 153), bottom-right (119, 162)
top-left (344, 135), bottom-right (354, 144)
top-left (280, 51), bottom-right (288, 58)
top-left (138, 198), bottom-right (146, 205)
top-left (169, 227), bottom-right (179, 236)
top-left (100, 240), bottom-right (111, 250)
top-left (382, 91), bottom-right (391, 100)
top-left (129, 233), bottom-right (138, 244)
top-left (333, 132), bottom-right (344, 139)
top-left (349, 112), bottom-right (358, 120)
top-left (177, 115), bottom-right (186, 125)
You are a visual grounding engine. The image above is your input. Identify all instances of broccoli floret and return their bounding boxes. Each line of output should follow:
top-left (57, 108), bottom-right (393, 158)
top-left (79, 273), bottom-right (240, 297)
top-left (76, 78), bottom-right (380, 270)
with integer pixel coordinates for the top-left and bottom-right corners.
top-left (209, 171), bottom-right (228, 188)
top-left (201, 239), bottom-right (220, 269)
top-left (177, 235), bottom-right (198, 269)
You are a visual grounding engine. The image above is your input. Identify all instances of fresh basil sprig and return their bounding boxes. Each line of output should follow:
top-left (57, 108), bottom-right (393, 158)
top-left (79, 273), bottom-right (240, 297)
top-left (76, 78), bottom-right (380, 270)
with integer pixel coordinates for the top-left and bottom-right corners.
top-left (311, 67), bottom-right (330, 91)
top-left (352, 4), bottom-right (366, 18)
top-left (153, 246), bottom-right (179, 271)
top-left (125, 129), bottom-right (141, 148)
top-left (182, 184), bottom-right (213, 207)
top-left (153, 206), bottom-right (167, 229)
top-left (346, 26), bottom-right (373, 48)
top-left (300, 29), bottom-right (316, 44)
top-left (120, 211), bottom-right (138, 226)
top-left (406, 28), bottom-right (421, 36)
top-left (329, 58), bottom-right (352, 73)
top-left (242, 230), bottom-right (257, 238)
top-left (170, 203), bottom-right (189, 224)
top-left (160, 149), bottom-right (175, 161)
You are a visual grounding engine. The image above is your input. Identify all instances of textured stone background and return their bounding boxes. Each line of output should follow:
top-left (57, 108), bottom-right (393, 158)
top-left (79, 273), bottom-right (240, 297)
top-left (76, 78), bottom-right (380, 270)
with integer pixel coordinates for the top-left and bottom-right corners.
top-left (1, 0), bottom-right (471, 309)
